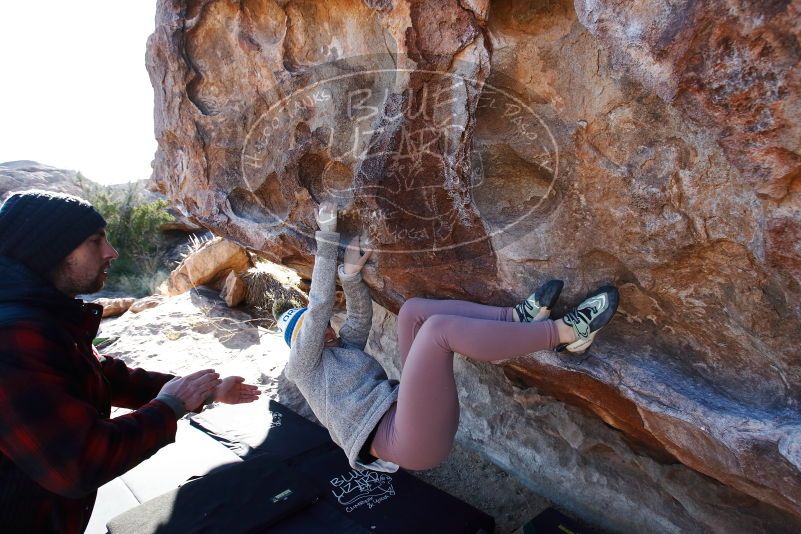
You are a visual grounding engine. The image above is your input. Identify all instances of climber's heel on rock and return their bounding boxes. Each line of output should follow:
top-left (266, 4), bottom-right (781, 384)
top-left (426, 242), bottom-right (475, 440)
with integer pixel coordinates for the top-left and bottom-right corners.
top-left (515, 279), bottom-right (564, 322)
top-left (556, 285), bottom-right (619, 354)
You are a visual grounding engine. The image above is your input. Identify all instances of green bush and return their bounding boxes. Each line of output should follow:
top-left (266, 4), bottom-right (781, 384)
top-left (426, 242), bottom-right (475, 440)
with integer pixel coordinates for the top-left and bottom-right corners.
top-left (79, 179), bottom-right (174, 296)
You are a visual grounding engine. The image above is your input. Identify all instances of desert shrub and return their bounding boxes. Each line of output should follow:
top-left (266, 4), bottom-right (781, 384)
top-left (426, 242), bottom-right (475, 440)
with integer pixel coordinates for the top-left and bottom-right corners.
top-left (81, 181), bottom-right (174, 296)
top-left (244, 260), bottom-right (307, 319)
top-left (107, 265), bottom-right (170, 297)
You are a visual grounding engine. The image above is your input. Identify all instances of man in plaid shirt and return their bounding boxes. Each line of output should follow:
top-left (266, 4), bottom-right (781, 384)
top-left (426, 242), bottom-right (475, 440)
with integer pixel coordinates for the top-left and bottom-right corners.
top-left (0, 191), bottom-right (260, 533)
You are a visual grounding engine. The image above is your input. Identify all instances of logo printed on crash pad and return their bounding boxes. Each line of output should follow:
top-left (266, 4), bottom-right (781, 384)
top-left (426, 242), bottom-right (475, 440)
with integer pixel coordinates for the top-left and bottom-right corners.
top-left (330, 469), bottom-right (396, 513)
top-left (268, 410), bottom-right (283, 429)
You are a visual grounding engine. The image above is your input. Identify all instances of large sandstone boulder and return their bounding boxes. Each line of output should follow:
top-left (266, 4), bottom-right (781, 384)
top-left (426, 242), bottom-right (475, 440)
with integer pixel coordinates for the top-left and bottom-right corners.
top-left (129, 295), bottom-right (166, 313)
top-left (92, 297), bottom-right (137, 318)
top-left (146, 0), bottom-right (801, 530)
top-left (220, 270), bottom-right (247, 307)
top-left (166, 236), bottom-right (252, 295)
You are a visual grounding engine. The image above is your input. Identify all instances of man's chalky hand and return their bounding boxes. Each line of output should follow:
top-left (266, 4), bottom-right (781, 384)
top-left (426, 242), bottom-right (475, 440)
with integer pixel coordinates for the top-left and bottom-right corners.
top-left (159, 369), bottom-right (221, 412)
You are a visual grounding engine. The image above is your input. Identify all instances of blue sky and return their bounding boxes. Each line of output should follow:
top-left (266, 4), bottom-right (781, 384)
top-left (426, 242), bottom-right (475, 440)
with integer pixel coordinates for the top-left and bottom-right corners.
top-left (0, 1), bottom-right (158, 184)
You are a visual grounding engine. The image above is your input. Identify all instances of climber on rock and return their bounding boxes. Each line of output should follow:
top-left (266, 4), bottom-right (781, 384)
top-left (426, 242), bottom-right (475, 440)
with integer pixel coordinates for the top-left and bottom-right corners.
top-left (276, 200), bottom-right (619, 472)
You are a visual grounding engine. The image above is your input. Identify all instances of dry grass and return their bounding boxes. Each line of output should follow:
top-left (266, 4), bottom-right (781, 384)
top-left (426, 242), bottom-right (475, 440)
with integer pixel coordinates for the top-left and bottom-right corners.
top-left (178, 234), bottom-right (213, 263)
top-left (243, 260), bottom-right (308, 322)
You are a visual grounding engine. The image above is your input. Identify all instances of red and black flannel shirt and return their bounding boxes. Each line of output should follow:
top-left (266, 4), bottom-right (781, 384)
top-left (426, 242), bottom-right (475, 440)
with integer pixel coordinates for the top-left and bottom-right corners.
top-left (0, 302), bottom-right (178, 533)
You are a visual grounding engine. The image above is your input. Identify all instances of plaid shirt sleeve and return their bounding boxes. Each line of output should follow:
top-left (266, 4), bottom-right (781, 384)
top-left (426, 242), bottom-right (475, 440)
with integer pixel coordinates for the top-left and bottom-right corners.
top-left (96, 349), bottom-right (175, 410)
top-left (0, 323), bottom-right (178, 498)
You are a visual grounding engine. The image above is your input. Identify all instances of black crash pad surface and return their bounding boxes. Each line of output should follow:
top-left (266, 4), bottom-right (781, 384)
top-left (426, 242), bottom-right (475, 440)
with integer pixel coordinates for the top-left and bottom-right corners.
top-left (190, 398), bottom-right (332, 461)
top-left (107, 453), bottom-right (320, 534)
top-left (522, 507), bottom-right (600, 534)
top-left (110, 400), bottom-right (494, 533)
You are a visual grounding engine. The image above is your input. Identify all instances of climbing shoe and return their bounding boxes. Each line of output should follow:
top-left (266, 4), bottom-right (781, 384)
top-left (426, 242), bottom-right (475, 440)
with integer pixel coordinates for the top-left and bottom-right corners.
top-left (514, 279), bottom-right (564, 322)
top-left (556, 285), bottom-right (619, 354)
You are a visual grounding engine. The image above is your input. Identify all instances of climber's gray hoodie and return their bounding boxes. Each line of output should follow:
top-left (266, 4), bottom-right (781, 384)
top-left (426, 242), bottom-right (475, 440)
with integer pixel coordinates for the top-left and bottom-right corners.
top-left (284, 230), bottom-right (399, 471)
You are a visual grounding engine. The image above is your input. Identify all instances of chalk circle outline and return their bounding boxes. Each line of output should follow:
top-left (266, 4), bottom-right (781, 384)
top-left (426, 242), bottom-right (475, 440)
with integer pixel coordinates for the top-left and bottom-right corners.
top-left (241, 66), bottom-right (559, 255)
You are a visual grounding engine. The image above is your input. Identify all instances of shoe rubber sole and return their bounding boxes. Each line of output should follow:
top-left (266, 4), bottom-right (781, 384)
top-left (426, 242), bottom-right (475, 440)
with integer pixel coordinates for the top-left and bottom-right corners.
top-left (557, 285), bottom-right (619, 354)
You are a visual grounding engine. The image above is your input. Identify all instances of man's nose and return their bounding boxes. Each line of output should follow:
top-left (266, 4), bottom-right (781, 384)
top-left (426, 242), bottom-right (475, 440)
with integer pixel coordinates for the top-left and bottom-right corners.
top-left (106, 242), bottom-right (119, 260)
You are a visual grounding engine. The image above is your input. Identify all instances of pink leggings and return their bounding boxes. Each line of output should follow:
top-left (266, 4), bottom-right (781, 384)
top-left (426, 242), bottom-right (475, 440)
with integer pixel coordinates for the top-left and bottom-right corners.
top-left (369, 298), bottom-right (560, 470)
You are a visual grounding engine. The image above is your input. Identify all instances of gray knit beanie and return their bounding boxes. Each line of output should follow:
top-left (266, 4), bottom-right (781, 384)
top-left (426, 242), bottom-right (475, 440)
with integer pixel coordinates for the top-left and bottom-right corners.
top-left (0, 190), bottom-right (107, 277)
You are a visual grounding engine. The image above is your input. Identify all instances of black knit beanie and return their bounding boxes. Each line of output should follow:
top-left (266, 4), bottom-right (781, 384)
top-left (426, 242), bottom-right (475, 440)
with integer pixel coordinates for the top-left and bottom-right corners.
top-left (0, 190), bottom-right (107, 278)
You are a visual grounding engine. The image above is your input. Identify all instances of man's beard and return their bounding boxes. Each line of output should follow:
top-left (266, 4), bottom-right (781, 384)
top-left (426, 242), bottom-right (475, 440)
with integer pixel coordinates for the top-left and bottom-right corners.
top-left (50, 260), bottom-right (107, 297)
top-left (79, 273), bottom-right (106, 295)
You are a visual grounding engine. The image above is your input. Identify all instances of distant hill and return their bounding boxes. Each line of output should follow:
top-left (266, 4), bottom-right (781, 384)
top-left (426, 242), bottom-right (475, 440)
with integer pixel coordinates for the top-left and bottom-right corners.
top-left (0, 160), bottom-right (202, 233)
top-left (0, 160), bottom-right (159, 202)
top-left (0, 160), bottom-right (86, 199)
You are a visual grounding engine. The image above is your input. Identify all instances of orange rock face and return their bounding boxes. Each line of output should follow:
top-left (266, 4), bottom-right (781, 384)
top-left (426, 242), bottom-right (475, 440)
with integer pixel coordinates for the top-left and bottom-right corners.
top-left (147, 0), bottom-right (801, 528)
